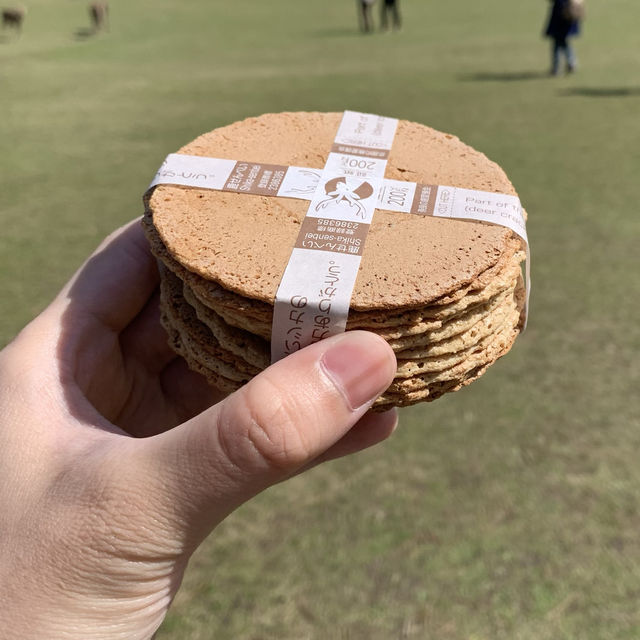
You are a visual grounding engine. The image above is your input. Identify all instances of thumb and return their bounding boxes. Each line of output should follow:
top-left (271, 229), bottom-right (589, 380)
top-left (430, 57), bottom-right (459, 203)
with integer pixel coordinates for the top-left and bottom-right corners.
top-left (140, 330), bottom-right (397, 546)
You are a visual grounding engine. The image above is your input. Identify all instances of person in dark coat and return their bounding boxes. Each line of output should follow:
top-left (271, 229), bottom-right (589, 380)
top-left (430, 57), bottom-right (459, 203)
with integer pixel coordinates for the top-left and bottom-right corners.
top-left (380, 0), bottom-right (401, 31)
top-left (545, 0), bottom-right (581, 75)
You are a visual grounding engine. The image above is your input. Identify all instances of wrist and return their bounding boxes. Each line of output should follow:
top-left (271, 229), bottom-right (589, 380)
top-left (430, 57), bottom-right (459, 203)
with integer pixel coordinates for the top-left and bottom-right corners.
top-left (0, 559), bottom-right (168, 640)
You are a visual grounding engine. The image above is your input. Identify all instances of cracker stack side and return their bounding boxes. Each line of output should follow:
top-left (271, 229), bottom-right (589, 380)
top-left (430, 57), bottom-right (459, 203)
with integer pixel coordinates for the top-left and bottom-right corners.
top-left (143, 112), bottom-right (526, 409)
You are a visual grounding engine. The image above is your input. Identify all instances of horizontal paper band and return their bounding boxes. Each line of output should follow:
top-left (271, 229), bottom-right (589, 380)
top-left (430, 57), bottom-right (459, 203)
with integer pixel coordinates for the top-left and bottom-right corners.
top-left (222, 161), bottom-right (288, 196)
top-left (149, 153), bottom-right (528, 245)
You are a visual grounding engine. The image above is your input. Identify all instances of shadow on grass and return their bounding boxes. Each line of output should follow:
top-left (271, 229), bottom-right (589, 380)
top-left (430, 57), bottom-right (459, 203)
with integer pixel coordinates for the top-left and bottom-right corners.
top-left (460, 71), bottom-right (549, 82)
top-left (558, 87), bottom-right (640, 97)
top-left (74, 27), bottom-right (98, 40)
top-left (310, 27), bottom-right (363, 38)
top-left (0, 33), bottom-right (20, 44)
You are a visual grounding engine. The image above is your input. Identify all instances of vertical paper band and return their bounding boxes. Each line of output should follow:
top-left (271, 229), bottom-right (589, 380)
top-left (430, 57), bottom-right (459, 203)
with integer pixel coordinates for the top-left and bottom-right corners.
top-left (270, 112), bottom-right (398, 362)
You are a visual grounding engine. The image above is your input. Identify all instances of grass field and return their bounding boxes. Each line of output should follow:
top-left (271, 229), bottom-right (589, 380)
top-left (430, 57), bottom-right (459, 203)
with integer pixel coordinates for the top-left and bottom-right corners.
top-left (2, 0), bottom-right (640, 638)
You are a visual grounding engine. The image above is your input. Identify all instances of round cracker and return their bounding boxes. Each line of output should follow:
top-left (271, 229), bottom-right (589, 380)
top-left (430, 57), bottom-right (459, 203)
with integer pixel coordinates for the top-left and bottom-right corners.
top-left (145, 112), bottom-right (521, 312)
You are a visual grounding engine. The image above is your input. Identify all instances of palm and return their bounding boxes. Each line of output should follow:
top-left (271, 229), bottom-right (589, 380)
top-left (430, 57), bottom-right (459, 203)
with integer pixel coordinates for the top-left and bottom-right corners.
top-left (57, 221), bottom-right (223, 437)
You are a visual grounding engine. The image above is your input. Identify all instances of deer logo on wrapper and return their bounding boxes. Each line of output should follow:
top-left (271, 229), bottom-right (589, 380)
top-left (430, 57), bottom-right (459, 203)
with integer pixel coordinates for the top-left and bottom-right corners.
top-left (315, 177), bottom-right (375, 219)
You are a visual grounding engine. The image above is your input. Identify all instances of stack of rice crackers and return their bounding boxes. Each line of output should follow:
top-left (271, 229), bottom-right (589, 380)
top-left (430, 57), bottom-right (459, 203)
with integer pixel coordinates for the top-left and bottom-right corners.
top-left (143, 112), bottom-right (526, 409)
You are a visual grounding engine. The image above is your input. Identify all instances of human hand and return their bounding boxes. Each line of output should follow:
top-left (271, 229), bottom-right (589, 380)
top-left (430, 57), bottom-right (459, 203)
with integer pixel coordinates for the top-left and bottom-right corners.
top-left (0, 220), bottom-right (397, 639)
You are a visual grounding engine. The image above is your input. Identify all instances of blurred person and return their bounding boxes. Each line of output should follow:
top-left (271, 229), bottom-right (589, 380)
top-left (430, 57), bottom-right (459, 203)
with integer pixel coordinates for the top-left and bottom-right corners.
top-left (380, 0), bottom-right (401, 31)
top-left (0, 220), bottom-right (398, 638)
top-left (357, 0), bottom-right (376, 33)
top-left (89, 1), bottom-right (109, 33)
top-left (544, 0), bottom-right (583, 75)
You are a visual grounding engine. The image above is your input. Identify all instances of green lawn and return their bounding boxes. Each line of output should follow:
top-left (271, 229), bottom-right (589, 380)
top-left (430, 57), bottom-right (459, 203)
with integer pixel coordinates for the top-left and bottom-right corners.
top-left (2, 0), bottom-right (640, 638)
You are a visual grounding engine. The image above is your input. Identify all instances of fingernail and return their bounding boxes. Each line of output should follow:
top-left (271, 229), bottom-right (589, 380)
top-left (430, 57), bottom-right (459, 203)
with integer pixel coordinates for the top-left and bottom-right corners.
top-left (320, 331), bottom-right (396, 410)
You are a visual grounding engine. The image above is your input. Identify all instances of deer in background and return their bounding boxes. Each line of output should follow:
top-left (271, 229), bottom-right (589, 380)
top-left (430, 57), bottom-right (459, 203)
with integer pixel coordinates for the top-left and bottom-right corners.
top-left (2, 6), bottom-right (26, 34)
top-left (89, 1), bottom-right (108, 32)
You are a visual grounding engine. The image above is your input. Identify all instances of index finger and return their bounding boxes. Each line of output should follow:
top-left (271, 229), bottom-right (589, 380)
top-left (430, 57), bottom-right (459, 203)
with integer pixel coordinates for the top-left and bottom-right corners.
top-left (54, 218), bottom-right (159, 334)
